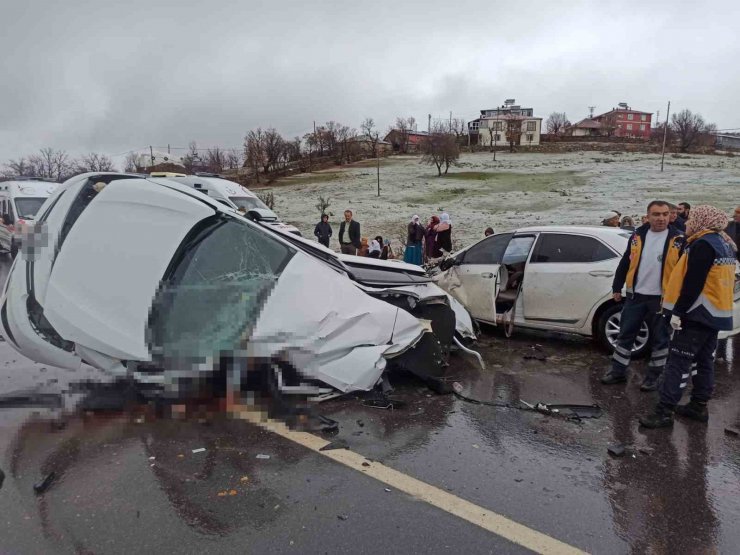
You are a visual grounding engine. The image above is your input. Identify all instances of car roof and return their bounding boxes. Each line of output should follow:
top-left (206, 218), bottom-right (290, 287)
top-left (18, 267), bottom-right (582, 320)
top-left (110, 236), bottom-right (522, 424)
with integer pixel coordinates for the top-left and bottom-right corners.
top-left (514, 225), bottom-right (631, 237)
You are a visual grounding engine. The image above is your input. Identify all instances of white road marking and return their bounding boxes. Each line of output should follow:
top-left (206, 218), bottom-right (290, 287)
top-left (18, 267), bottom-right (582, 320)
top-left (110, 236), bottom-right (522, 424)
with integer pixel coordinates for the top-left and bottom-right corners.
top-left (234, 408), bottom-right (588, 555)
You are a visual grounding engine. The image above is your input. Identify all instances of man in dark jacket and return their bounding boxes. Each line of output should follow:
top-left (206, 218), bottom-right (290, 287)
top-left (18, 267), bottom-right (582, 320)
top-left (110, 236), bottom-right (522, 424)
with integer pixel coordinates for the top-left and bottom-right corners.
top-left (669, 204), bottom-right (686, 232)
top-left (338, 209), bottom-right (361, 255)
top-left (726, 205), bottom-right (740, 260)
top-left (314, 214), bottom-right (332, 248)
top-left (602, 200), bottom-right (685, 391)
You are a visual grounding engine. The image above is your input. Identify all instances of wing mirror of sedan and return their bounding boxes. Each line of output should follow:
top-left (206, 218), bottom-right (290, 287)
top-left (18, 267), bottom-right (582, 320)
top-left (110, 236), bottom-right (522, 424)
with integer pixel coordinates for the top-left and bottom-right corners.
top-left (2, 214), bottom-right (11, 226)
top-left (439, 256), bottom-right (461, 271)
top-left (246, 209), bottom-right (264, 222)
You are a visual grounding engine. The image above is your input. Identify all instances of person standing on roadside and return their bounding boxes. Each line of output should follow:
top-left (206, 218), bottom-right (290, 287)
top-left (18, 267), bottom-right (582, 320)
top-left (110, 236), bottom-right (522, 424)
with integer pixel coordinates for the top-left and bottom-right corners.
top-left (601, 200), bottom-right (685, 391)
top-left (424, 215), bottom-right (439, 261)
top-left (602, 211), bottom-right (621, 227)
top-left (640, 205), bottom-right (737, 428)
top-left (313, 214), bottom-right (332, 248)
top-left (725, 205), bottom-right (740, 260)
top-left (669, 203), bottom-right (686, 232)
top-left (338, 209), bottom-right (361, 255)
top-left (404, 215), bottom-right (424, 265)
top-left (678, 202), bottom-right (691, 224)
top-left (484, 227), bottom-right (494, 237)
top-left (434, 212), bottom-right (453, 255)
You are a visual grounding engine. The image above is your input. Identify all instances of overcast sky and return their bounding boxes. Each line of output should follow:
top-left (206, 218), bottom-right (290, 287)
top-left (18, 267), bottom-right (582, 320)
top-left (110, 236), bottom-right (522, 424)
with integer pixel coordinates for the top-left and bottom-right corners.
top-left (1, 0), bottom-right (738, 164)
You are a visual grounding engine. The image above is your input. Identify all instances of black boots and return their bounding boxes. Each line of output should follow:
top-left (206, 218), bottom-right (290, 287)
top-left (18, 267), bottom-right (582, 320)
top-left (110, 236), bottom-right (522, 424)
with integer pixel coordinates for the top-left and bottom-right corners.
top-left (639, 404), bottom-right (674, 428)
top-left (600, 372), bottom-right (627, 385)
top-left (639, 375), bottom-right (660, 392)
top-left (675, 400), bottom-right (709, 423)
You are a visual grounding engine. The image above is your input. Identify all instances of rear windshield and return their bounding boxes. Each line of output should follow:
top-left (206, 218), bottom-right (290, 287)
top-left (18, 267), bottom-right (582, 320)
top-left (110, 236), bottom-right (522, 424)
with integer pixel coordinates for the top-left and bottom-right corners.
top-left (14, 197), bottom-right (46, 219)
top-left (229, 196), bottom-right (269, 212)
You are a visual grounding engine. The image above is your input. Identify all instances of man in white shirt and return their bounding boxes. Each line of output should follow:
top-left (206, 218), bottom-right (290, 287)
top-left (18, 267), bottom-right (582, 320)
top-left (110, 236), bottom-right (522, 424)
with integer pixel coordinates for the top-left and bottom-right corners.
top-left (601, 201), bottom-right (685, 390)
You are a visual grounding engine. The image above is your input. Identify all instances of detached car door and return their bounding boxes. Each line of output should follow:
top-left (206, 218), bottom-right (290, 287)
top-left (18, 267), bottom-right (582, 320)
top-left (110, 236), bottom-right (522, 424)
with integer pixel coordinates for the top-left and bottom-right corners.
top-left (444, 233), bottom-right (513, 323)
top-left (522, 232), bottom-right (619, 328)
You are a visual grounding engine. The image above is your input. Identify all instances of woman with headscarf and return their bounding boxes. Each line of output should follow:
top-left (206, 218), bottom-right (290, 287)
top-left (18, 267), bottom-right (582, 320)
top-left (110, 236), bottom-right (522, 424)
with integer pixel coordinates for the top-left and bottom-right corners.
top-left (434, 212), bottom-right (452, 256)
top-left (404, 215), bottom-right (424, 265)
top-left (640, 205), bottom-right (737, 429)
top-left (368, 238), bottom-right (381, 258)
top-left (424, 215), bottom-right (440, 261)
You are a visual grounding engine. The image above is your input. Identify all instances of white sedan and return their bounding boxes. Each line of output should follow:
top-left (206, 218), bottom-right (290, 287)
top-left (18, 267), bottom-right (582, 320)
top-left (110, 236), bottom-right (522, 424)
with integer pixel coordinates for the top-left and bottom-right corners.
top-left (433, 225), bottom-right (740, 356)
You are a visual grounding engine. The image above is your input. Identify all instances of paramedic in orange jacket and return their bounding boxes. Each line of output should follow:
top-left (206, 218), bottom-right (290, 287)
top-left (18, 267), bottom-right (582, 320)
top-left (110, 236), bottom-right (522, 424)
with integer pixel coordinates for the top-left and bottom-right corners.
top-left (640, 205), bottom-right (737, 429)
top-left (601, 200), bottom-right (684, 391)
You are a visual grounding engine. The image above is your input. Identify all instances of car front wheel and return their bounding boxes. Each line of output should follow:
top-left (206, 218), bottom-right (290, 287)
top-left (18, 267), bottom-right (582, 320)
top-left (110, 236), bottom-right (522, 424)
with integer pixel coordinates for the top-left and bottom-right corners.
top-left (596, 304), bottom-right (651, 359)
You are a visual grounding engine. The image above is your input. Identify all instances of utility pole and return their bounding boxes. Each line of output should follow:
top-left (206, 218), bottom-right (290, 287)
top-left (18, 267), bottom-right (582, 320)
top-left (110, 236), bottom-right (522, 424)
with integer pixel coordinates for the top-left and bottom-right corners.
top-left (377, 145), bottom-right (380, 197)
top-left (149, 145), bottom-right (154, 168)
top-left (449, 111), bottom-right (452, 133)
top-left (660, 101), bottom-right (670, 172)
top-left (493, 112), bottom-right (499, 162)
top-left (167, 144), bottom-right (170, 154)
top-left (428, 114), bottom-right (431, 133)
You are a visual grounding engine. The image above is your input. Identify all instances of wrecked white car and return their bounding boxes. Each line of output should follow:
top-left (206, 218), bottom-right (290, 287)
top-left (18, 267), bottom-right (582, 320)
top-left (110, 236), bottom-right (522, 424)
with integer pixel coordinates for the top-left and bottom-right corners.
top-left (0, 173), bottom-right (457, 401)
top-left (434, 226), bottom-right (740, 356)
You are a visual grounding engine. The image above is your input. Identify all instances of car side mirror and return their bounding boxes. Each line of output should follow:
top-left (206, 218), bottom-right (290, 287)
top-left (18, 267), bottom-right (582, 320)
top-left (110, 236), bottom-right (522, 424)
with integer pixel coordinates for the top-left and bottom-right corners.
top-left (2, 214), bottom-right (11, 226)
top-left (246, 209), bottom-right (264, 222)
top-left (440, 257), bottom-right (459, 271)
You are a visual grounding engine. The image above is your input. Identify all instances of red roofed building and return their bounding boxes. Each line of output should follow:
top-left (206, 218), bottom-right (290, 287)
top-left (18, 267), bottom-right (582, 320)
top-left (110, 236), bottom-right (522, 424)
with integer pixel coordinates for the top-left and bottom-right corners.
top-left (592, 103), bottom-right (652, 139)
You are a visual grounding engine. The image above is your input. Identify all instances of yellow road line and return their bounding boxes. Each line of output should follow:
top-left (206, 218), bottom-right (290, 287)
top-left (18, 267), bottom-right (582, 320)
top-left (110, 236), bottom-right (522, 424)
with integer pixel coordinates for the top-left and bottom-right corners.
top-left (234, 409), bottom-right (588, 555)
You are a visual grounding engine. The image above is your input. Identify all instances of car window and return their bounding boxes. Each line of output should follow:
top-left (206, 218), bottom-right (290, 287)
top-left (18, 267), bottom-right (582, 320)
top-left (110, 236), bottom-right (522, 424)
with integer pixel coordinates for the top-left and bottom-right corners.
top-left (14, 197), bottom-right (47, 219)
top-left (502, 235), bottom-right (536, 264)
top-left (229, 196), bottom-right (269, 212)
top-left (149, 216), bottom-right (295, 363)
top-left (530, 233), bottom-right (617, 263)
top-left (463, 233), bottom-right (513, 264)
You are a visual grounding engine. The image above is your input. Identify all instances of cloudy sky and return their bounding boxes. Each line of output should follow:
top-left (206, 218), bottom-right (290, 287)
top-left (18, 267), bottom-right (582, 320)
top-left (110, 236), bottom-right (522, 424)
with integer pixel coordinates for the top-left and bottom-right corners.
top-left (1, 0), bottom-right (738, 165)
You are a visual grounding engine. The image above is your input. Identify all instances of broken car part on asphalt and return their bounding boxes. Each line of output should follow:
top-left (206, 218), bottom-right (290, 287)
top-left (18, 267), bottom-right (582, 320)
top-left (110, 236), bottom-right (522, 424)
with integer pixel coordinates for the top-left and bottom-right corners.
top-left (451, 382), bottom-right (602, 422)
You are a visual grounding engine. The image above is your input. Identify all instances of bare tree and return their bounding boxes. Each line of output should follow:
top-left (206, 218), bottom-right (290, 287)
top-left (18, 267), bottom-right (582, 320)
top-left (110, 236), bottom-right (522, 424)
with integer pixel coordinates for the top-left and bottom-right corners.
top-left (3, 157), bottom-right (33, 177)
top-left (123, 152), bottom-right (141, 172)
top-left (244, 128), bottom-right (265, 182)
top-left (361, 117), bottom-right (380, 157)
top-left (546, 112), bottom-right (570, 136)
top-left (450, 118), bottom-right (467, 143)
top-left (225, 148), bottom-right (243, 170)
top-left (27, 148), bottom-right (71, 181)
top-left (599, 113), bottom-right (617, 137)
top-left (671, 109), bottom-right (713, 152)
top-left (75, 153), bottom-right (116, 173)
top-left (505, 116), bottom-right (525, 152)
top-left (315, 195), bottom-right (331, 216)
top-left (182, 141), bottom-right (200, 174)
top-left (421, 123), bottom-right (460, 176)
top-left (262, 128), bottom-right (284, 174)
top-left (205, 148), bottom-right (225, 173)
top-left (392, 116), bottom-right (412, 153)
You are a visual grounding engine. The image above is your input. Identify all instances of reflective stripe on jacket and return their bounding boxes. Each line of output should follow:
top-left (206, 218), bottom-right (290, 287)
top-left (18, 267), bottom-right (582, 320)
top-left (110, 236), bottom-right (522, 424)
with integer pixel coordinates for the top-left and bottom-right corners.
top-left (663, 230), bottom-right (735, 331)
top-left (620, 225), bottom-right (684, 295)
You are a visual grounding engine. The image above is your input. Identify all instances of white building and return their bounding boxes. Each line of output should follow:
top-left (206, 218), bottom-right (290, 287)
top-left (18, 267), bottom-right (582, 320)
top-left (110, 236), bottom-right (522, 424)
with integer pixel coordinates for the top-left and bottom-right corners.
top-left (468, 99), bottom-right (542, 147)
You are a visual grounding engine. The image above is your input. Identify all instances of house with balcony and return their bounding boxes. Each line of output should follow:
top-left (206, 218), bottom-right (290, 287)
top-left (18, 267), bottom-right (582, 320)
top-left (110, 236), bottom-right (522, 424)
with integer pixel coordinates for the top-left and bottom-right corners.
top-left (468, 99), bottom-right (542, 147)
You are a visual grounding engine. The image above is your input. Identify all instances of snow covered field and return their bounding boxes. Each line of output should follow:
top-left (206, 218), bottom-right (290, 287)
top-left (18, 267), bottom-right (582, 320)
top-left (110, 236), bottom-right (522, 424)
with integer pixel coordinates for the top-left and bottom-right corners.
top-left (257, 151), bottom-right (740, 250)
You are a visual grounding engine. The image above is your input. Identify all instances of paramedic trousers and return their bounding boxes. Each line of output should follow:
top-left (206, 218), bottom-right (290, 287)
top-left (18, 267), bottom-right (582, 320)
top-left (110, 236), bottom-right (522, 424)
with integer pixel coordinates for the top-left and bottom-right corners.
top-left (611, 294), bottom-right (670, 378)
top-left (658, 323), bottom-right (718, 408)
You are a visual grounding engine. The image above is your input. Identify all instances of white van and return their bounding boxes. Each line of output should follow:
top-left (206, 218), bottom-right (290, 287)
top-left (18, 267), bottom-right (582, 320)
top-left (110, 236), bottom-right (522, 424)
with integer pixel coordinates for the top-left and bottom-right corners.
top-left (167, 174), bottom-right (301, 235)
top-left (0, 178), bottom-right (58, 257)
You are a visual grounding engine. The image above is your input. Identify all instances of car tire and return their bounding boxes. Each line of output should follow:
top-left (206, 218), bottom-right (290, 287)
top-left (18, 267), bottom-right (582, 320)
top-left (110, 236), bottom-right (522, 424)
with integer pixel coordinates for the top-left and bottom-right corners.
top-left (596, 304), bottom-right (651, 359)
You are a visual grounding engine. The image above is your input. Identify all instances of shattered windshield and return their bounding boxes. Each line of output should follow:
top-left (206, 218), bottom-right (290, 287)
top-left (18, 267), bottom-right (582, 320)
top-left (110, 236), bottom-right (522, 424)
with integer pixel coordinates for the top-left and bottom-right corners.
top-left (14, 197), bottom-right (46, 219)
top-left (149, 216), bottom-right (295, 363)
top-left (229, 196), bottom-right (269, 212)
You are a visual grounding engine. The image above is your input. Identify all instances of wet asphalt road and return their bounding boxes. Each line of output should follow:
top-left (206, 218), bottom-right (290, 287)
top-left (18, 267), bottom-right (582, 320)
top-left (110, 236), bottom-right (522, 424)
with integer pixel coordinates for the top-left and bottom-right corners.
top-left (0, 256), bottom-right (739, 554)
